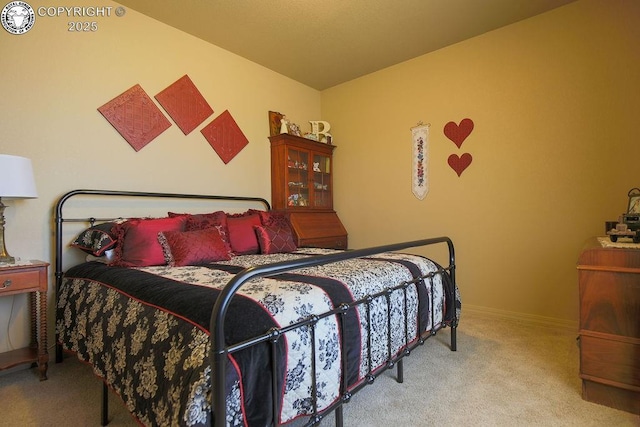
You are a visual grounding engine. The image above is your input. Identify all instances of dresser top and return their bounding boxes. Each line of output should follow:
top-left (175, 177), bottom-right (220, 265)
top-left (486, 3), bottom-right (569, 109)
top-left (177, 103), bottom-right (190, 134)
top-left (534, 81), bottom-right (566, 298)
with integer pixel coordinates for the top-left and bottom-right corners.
top-left (578, 237), bottom-right (640, 269)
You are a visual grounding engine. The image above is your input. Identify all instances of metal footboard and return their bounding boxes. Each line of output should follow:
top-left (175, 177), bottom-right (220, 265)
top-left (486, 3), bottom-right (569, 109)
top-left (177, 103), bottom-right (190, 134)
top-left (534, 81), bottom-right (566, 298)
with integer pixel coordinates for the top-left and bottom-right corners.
top-left (53, 190), bottom-right (457, 426)
top-left (210, 237), bottom-right (457, 427)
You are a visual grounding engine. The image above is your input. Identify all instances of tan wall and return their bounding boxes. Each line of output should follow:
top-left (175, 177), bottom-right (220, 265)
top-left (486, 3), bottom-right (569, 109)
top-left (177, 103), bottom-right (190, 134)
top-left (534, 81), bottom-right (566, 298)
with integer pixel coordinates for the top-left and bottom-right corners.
top-left (0, 0), bottom-right (320, 352)
top-left (2, 0), bottom-right (638, 354)
top-left (322, 0), bottom-right (640, 324)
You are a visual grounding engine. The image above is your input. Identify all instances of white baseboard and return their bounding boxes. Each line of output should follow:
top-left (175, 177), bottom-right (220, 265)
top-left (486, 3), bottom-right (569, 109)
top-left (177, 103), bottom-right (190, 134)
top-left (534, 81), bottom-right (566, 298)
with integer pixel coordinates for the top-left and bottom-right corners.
top-left (462, 304), bottom-right (578, 331)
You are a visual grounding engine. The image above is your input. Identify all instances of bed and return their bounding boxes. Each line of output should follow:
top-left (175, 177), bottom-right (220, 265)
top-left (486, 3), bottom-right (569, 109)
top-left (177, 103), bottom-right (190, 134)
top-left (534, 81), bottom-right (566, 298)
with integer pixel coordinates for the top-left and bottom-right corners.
top-left (54, 189), bottom-right (460, 427)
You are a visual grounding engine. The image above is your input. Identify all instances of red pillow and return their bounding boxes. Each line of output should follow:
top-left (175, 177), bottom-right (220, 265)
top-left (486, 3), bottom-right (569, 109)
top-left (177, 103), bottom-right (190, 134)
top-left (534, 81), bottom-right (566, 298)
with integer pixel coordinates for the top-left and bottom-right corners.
top-left (226, 213), bottom-right (262, 255)
top-left (111, 217), bottom-right (185, 267)
top-left (169, 211), bottom-right (231, 251)
top-left (158, 228), bottom-right (231, 266)
top-left (170, 211), bottom-right (226, 230)
top-left (255, 210), bottom-right (292, 228)
top-left (254, 225), bottom-right (297, 254)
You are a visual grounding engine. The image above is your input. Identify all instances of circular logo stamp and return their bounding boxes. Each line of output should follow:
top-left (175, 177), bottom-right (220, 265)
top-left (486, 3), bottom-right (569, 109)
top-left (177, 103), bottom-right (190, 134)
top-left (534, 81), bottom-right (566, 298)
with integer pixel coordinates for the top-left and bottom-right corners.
top-left (1, 1), bottom-right (35, 35)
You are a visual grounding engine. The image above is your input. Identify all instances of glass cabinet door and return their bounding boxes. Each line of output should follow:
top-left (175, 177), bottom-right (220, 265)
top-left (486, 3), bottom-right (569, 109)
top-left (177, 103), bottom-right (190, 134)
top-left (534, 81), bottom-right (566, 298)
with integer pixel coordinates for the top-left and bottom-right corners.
top-left (312, 153), bottom-right (331, 208)
top-left (286, 148), bottom-right (309, 207)
top-left (269, 133), bottom-right (336, 212)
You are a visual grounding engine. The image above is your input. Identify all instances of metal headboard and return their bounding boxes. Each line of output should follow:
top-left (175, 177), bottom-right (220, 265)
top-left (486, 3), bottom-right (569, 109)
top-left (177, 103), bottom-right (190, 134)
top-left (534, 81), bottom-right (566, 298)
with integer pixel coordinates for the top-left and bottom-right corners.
top-left (53, 188), bottom-right (270, 362)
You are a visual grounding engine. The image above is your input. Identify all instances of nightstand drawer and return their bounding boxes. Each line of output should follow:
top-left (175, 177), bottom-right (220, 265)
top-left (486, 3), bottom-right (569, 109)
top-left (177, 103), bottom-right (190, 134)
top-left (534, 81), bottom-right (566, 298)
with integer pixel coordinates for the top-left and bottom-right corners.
top-left (0, 269), bottom-right (41, 294)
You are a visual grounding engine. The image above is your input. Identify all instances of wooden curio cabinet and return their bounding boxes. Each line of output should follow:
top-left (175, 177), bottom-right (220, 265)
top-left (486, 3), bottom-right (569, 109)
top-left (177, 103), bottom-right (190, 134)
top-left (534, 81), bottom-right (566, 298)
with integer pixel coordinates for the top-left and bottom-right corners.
top-left (269, 133), bottom-right (347, 249)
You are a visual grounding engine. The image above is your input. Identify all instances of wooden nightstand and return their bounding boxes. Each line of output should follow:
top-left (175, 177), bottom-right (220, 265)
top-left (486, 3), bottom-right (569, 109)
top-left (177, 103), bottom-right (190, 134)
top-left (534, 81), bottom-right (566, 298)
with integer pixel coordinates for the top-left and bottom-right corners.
top-left (0, 260), bottom-right (49, 380)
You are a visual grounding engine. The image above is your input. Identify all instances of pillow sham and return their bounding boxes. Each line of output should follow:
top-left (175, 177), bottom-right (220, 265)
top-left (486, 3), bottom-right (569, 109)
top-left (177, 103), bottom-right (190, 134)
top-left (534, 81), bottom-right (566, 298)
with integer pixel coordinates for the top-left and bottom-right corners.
top-left (254, 210), bottom-right (292, 228)
top-left (111, 216), bottom-right (185, 267)
top-left (158, 228), bottom-right (231, 266)
top-left (70, 222), bottom-right (118, 256)
top-left (254, 224), bottom-right (298, 254)
top-left (170, 211), bottom-right (231, 248)
top-left (226, 213), bottom-right (262, 255)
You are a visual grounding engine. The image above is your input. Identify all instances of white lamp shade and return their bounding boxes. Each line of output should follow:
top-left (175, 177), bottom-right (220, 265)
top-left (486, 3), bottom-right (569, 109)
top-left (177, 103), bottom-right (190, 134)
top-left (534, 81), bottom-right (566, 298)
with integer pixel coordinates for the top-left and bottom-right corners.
top-left (0, 154), bottom-right (38, 198)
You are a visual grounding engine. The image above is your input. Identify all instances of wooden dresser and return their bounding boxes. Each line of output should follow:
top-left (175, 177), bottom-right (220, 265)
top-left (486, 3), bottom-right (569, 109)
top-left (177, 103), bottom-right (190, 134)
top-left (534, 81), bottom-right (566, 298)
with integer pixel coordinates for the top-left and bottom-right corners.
top-left (577, 238), bottom-right (640, 414)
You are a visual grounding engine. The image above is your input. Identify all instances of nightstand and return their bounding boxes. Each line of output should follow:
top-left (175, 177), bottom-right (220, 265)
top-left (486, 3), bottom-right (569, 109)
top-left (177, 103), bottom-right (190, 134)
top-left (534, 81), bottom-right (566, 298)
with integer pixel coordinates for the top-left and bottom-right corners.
top-left (0, 260), bottom-right (49, 380)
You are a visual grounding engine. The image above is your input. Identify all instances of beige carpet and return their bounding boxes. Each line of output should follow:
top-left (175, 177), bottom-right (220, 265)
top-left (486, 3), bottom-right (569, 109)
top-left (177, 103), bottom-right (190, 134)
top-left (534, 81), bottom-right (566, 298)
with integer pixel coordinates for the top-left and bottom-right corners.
top-left (1, 311), bottom-right (638, 426)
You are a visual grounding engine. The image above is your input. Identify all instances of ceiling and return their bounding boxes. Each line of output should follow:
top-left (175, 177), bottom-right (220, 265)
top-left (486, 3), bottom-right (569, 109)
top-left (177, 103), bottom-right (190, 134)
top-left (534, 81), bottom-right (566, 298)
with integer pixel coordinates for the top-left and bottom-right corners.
top-left (116, 0), bottom-right (577, 90)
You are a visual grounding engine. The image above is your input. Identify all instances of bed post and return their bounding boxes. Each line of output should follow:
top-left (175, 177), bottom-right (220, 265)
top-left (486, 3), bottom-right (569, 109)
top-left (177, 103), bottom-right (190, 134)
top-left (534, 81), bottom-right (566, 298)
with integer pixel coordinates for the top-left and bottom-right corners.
top-left (446, 237), bottom-right (458, 352)
top-left (54, 190), bottom-right (77, 363)
top-left (335, 405), bottom-right (344, 427)
top-left (101, 382), bottom-right (109, 426)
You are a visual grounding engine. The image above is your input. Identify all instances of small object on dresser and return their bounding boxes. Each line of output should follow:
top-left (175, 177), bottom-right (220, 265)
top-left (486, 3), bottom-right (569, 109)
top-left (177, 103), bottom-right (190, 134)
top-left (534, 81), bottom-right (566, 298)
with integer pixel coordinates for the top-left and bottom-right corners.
top-left (606, 188), bottom-right (640, 243)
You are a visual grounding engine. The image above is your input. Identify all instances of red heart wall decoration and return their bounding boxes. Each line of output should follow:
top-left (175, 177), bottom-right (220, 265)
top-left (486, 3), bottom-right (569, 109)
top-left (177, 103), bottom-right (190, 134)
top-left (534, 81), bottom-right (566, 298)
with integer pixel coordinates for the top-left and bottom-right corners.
top-left (444, 118), bottom-right (474, 148)
top-left (448, 153), bottom-right (473, 177)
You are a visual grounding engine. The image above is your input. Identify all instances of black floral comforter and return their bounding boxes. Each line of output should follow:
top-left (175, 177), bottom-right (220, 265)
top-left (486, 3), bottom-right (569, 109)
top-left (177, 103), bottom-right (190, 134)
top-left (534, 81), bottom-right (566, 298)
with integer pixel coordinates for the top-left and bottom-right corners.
top-left (56, 248), bottom-right (457, 426)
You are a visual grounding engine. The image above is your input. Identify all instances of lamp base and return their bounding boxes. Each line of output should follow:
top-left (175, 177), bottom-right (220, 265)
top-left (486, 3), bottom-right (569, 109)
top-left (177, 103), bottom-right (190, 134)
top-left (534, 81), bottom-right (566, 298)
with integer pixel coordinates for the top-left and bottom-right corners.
top-left (0, 254), bottom-right (15, 264)
top-left (0, 199), bottom-right (16, 264)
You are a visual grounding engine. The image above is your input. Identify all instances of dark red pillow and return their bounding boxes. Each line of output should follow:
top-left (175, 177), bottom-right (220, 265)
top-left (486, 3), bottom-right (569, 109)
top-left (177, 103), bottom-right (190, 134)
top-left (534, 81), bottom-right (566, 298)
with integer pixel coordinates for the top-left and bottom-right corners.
top-left (255, 210), bottom-right (292, 228)
top-left (169, 211), bottom-right (231, 250)
top-left (181, 211), bottom-right (227, 230)
top-left (111, 217), bottom-right (185, 267)
top-left (226, 213), bottom-right (262, 255)
top-left (254, 225), bottom-right (297, 254)
top-left (158, 228), bottom-right (231, 266)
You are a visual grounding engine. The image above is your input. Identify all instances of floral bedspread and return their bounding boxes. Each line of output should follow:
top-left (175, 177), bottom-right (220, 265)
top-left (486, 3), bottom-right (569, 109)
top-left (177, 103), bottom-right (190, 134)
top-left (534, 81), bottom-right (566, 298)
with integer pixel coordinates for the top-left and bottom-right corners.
top-left (56, 249), bottom-right (456, 426)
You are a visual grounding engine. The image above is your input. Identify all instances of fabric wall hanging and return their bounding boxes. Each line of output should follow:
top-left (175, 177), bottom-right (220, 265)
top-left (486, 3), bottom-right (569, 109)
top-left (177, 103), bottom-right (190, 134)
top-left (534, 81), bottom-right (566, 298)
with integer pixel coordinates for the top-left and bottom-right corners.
top-left (155, 75), bottom-right (213, 135)
top-left (98, 84), bottom-right (171, 152)
top-left (411, 123), bottom-right (430, 200)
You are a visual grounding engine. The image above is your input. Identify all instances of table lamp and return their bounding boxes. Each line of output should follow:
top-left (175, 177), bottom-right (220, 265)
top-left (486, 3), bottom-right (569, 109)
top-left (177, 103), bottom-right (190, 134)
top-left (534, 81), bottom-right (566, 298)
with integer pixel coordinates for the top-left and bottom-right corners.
top-left (0, 154), bottom-right (38, 263)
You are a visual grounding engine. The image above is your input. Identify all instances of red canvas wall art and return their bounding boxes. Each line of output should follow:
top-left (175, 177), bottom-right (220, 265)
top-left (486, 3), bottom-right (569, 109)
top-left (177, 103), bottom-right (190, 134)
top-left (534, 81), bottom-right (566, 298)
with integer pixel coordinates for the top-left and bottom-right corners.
top-left (155, 75), bottom-right (213, 135)
top-left (98, 84), bottom-right (171, 152)
top-left (201, 110), bottom-right (249, 164)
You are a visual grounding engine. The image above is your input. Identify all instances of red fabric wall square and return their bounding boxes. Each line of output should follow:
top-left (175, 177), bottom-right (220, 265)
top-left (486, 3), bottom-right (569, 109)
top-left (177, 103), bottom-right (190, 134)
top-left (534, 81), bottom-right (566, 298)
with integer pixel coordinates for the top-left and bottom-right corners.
top-left (98, 84), bottom-right (171, 152)
top-left (155, 75), bottom-right (213, 135)
top-left (201, 110), bottom-right (249, 164)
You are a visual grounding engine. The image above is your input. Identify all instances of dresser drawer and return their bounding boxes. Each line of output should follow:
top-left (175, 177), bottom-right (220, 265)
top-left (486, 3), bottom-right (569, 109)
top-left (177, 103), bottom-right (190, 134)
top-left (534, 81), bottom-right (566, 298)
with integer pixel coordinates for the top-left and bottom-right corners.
top-left (579, 270), bottom-right (640, 338)
top-left (580, 334), bottom-right (640, 388)
top-left (0, 269), bottom-right (42, 294)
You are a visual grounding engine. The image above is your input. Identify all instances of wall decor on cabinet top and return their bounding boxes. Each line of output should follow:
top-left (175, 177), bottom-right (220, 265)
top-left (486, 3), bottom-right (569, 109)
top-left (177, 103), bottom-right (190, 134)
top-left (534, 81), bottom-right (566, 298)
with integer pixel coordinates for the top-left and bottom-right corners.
top-left (155, 75), bottom-right (213, 135)
top-left (98, 84), bottom-right (171, 152)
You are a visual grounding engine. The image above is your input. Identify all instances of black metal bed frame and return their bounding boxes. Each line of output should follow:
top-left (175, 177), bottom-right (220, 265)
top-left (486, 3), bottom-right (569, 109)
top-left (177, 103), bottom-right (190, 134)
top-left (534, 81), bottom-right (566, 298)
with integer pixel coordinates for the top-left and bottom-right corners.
top-left (54, 189), bottom-right (458, 427)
